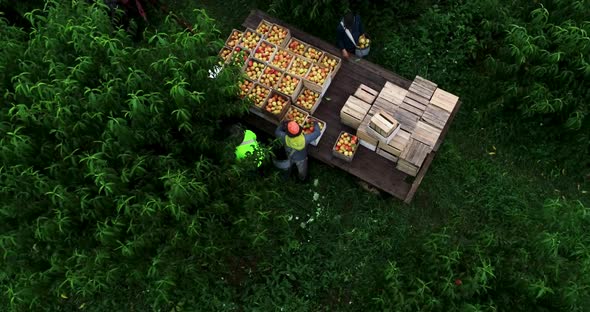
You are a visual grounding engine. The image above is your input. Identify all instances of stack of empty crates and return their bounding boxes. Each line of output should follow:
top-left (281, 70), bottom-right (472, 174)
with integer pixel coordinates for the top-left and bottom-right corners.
top-left (339, 76), bottom-right (459, 177)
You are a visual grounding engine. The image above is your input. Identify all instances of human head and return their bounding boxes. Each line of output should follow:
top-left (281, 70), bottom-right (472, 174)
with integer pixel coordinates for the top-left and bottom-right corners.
top-left (287, 121), bottom-right (302, 137)
top-left (343, 12), bottom-right (354, 29)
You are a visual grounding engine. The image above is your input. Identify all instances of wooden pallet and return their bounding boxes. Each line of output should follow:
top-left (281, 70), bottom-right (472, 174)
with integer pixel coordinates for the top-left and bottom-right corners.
top-left (354, 84), bottom-right (379, 104)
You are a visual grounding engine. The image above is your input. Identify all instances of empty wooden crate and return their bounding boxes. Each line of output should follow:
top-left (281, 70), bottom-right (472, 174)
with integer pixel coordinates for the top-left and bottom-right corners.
top-left (369, 111), bottom-right (399, 138)
top-left (340, 95), bottom-right (371, 129)
top-left (354, 84), bottom-right (379, 105)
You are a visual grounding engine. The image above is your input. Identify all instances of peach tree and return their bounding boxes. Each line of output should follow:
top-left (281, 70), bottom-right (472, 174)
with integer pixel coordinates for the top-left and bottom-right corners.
top-left (0, 1), bottom-right (282, 310)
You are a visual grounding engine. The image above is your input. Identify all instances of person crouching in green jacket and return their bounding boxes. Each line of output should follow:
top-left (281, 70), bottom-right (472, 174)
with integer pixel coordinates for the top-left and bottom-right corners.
top-left (274, 120), bottom-right (321, 181)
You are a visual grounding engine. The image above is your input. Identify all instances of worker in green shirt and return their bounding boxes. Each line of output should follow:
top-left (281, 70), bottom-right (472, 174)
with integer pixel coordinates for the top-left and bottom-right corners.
top-left (233, 126), bottom-right (264, 168)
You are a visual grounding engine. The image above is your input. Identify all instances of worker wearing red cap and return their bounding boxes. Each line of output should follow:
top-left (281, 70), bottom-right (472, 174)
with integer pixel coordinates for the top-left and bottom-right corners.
top-left (274, 120), bottom-right (321, 181)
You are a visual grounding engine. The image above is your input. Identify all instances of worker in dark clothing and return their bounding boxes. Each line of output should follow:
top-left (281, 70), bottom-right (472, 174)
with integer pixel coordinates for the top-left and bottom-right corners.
top-left (336, 12), bottom-right (365, 59)
top-left (274, 120), bottom-right (321, 181)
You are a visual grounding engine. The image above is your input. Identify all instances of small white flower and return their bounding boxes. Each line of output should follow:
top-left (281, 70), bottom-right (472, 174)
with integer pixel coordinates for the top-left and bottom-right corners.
top-left (313, 192), bottom-right (319, 201)
top-left (300, 222), bottom-right (306, 229)
top-left (295, 216), bottom-right (299, 220)
top-left (313, 179), bottom-right (319, 187)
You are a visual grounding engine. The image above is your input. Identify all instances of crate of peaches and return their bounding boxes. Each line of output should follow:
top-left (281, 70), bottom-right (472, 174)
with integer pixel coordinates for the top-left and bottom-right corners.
top-left (303, 46), bottom-right (324, 62)
top-left (287, 56), bottom-right (312, 78)
top-left (238, 79), bottom-right (254, 99)
top-left (238, 28), bottom-right (263, 50)
top-left (252, 40), bottom-right (277, 62)
top-left (258, 65), bottom-right (283, 89)
top-left (218, 46), bottom-right (233, 65)
top-left (276, 73), bottom-right (302, 102)
top-left (266, 24), bottom-right (290, 47)
top-left (247, 83), bottom-right (271, 109)
top-left (286, 38), bottom-right (308, 56)
top-left (225, 29), bottom-right (243, 48)
top-left (256, 20), bottom-right (272, 36)
top-left (281, 106), bottom-right (309, 128)
top-left (262, 91), bottom-right (291, 121)
top-left (303, 117), bottom-right (326, 146)
top-left (319, 52), bottom-right (342, 78)
top-left (295, 87), bottom-right (321, 114)
top-left (270, 48), bottom-right (295, 70)
top-left (243, 58), bottom-right (265, 80)
top-left (332, 131), bottom-right (359, 162)
top-left (304, 63), bottom-right (332, 94)
top-left (230, 46), bottom-right (250, 66)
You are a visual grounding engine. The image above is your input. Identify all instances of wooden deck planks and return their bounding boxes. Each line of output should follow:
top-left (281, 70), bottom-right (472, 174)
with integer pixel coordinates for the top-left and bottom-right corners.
top-left (242, 10), bottom-right (459, 202)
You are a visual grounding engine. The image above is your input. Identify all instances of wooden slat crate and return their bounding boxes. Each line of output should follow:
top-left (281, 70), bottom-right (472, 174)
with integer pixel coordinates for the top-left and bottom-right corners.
top-left (356, 112), bottom-right (378, 150)
top-left (405, 90), bottom-right (430, 108)
top-left (262, 90), bottom-right (291, 122)
top-left (270, 48), bottom-right (296, 70)
top-left (409, 76), bottom-right (437, 100)
top-left (378, 82), bottom-right (408, 106)
top-left (400, 139), bottom-right (431, 167)
top-left (252, 40), bottom-right (278, 63)
top-left (281, 105), bottom-right (309, 127)
top-left (267, 24), bottom-right (291, 47)
top-left (430, 88), bottom-right (459, 113)
top-left (318, 52), bottom-right (342, 78)
top-left (393, 107), bottom-right (421, 132)
top-left (340, 95), bottom-right (371, 129)
top-left (378, 129), bottom-right (411, 157)
top-left (376, 147), bottom-right (399, 163)
top-left (422, 104), bottom-right (451, 130)
top-left (332, 131), bottom-right (359, 162)
top-left (414, 75), bottom-right (438, 92)
top-left (411, 120), bottom-right (442, 148)
top-left (238, 28), bottom-right (264, 50)
top-left (369, 111), bottom-right (399, 138)
top-left (303, 116), bottom-right (327, 146)
top-left (276, 72), bottom-right (303, 102)
top-left (396, 159), bottom-right (419, 176)
top-left (354, 84), bottom-right (379, 105)
top-left (285, 37), bottom-right (308, 56)
top-left (225, 29), bottom-right (243, 48)
top-left (255, 20), bottom-right (272, 37)
top-left (294, 87), bottom-right (322, 114)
